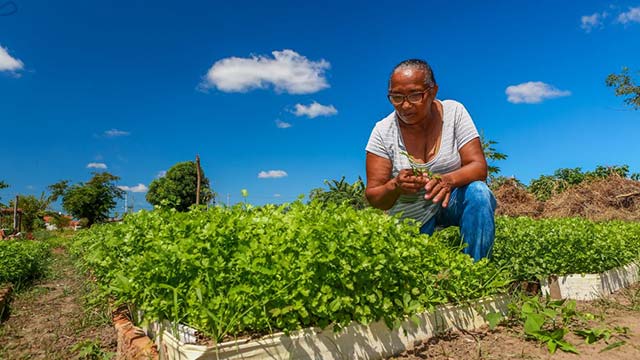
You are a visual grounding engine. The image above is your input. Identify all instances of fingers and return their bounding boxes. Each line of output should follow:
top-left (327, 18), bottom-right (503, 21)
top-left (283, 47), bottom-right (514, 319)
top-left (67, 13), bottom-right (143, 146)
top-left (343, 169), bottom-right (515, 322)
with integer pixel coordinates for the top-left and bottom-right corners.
top-left (442, 192), bottom-right (451, 208)
top-left (424, 178), bottom-right (451, 206)
top-left (396, 170), bottom-right (427, 194)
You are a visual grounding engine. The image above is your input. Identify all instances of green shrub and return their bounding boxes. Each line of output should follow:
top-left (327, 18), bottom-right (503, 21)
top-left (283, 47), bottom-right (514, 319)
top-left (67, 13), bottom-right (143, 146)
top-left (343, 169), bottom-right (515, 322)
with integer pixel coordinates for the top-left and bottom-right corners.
top-left (0, 240), bottom-right (51, 289)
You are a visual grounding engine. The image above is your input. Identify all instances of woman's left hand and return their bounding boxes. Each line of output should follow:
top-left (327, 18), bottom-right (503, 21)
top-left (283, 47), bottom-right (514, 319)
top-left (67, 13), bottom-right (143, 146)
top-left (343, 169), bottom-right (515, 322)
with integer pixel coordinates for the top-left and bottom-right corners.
top-left (424, 175), bottom-right (453, 208)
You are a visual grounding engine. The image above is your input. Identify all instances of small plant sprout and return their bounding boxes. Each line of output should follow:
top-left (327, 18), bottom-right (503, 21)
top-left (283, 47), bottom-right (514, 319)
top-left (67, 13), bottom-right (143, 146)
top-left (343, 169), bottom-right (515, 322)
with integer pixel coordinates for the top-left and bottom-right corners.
top-left (400, 151), bottom-right (441, 179)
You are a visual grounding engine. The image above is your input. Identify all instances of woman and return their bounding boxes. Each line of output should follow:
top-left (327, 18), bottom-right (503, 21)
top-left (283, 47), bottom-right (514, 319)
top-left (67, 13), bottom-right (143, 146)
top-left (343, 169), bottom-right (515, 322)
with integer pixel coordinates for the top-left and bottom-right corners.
top-left (365, 59), bottom-right (496, 261)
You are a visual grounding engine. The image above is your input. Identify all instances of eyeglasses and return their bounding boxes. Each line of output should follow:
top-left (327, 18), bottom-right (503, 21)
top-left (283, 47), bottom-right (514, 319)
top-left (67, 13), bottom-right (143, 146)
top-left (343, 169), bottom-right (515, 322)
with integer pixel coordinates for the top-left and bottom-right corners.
top-left (387, 89), bottom-right (431, 105)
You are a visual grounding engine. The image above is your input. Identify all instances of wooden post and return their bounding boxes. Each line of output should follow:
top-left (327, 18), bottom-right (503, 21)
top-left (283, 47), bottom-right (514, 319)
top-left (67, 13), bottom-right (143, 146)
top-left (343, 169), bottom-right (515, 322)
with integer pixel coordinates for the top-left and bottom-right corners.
top-left (195, 155), bottom-right (202, 205)
top-left (13, 195), bottom-right (18, 232)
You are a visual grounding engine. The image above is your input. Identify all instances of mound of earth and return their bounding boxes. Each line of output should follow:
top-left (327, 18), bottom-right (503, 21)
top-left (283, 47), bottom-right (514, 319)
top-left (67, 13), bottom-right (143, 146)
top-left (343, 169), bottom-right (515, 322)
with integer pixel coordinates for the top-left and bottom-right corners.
top-left (493, 179), bottom-right (543, 218)
top-left (542, 175), bottom-right (640, 221)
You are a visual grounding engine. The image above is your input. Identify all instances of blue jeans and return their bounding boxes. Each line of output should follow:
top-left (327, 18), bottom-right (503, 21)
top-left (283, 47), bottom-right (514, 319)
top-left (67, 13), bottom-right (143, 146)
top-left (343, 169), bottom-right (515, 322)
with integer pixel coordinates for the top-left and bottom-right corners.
top-left (419, 181), bottom-right (497, 262)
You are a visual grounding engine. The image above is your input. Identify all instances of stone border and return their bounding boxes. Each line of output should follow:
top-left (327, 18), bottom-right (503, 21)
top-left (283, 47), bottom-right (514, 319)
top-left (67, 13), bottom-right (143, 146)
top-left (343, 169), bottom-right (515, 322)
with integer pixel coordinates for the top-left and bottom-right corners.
top-left (112, 304), bottom-right (159, 360)
top-left (149, 295), bottom-right (510, 360)
top-left (540, 262), bottom-right (640, 300)
top-left (0, 284), bottom-right (12, 320)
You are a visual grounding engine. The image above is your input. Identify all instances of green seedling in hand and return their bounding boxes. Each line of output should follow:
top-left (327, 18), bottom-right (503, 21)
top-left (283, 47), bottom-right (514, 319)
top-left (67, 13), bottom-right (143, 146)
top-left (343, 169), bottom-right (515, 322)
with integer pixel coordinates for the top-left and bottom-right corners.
top-left (400, 151), bottom-right (441, 180)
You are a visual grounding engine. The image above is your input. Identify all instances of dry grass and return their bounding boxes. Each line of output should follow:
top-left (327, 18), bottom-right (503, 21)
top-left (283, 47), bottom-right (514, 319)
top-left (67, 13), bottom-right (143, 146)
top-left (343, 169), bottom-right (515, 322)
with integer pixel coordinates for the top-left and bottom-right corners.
top-left (494, 175), bottom-right (640, 221)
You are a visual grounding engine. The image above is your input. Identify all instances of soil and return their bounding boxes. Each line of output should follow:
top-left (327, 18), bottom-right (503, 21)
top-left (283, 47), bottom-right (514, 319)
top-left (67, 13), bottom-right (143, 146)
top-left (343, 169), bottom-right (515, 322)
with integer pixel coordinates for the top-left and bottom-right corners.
top-left (0, 246), bottom-right (117, 359)
top-left (494, 175), bottom-right (640, 221)
top-left (390, 283), bottom-right (640, 360)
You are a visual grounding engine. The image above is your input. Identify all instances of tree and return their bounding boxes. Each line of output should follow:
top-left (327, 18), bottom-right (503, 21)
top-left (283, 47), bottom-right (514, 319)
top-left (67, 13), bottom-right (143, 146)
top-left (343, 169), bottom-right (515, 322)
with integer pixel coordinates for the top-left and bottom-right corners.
top-left (309, 176), bottom-right (368, 210)
top-left (60, 172), bottom-right (125, 227)
top-left (606, 67), bottom-right (640, 110)
top-left (0, 180), bottom-right (7, 207)
top-left (146, 161), bottom-right (213, 211)
top-left (9, 194), bottom-right (49, 232)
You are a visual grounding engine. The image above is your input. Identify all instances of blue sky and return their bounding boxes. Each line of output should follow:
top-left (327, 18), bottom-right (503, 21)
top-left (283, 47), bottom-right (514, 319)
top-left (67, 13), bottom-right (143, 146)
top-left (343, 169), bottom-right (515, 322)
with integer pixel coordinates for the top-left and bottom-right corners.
top-left (1, 0), bottom-right (639, 212)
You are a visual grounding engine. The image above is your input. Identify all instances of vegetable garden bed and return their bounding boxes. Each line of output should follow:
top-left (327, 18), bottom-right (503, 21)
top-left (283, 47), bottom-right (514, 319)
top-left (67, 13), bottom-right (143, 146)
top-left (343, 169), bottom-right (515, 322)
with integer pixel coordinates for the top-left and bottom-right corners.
top-left (541, 261), bottom-right (639, 300)
top-left (0, 239), bottom-right (50, 290)
top-left (75, 204), bottom-right (640, 359)
top-left (148, 295), bottom-right (509, 360)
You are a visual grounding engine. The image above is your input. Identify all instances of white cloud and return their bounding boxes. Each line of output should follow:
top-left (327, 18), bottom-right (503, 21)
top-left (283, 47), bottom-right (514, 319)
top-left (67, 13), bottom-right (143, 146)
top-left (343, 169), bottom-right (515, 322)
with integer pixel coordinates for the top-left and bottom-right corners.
top-left (292, 101), bottom-right (338, 118)
top-left (275, 119), bottom-right (292, 128)
top-left (0, 45), bottom-right (24, 72)
top-left (505, 82), bottom-right (571, 104)
top-left (86, 162), bottom-right (108, 169)
top-left (258, 170), bottom-right (288, 179)
top-left (200, 49), bottom-right (330, 94)
top-left (617, 6), bottom-right (640, 24)
top-left (273, 193), bottom-right (281, 198)
top-left (104, 129), bottom-right (130, 137)
top-left (581, 12), bottom-right (607, 32)
top-left (118, 184), bottom-right (149, 193)
top-left (157, 170), bottom-right (167, 178)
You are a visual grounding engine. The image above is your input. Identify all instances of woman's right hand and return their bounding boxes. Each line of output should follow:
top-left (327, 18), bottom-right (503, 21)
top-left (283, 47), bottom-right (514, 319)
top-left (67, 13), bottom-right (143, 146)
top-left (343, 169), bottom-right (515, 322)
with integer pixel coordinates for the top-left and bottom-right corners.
top-left (394, 169), bottom-right (427, 194)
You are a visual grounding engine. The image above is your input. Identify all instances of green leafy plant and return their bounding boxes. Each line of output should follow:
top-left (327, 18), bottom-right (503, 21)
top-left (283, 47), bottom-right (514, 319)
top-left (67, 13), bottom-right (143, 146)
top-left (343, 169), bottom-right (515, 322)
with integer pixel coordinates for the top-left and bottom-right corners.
top-left (491, 216), bottom-right (640, 281)
top-left (71, 339), bottom-right (114, 360)
top-left (491, 295), bottom-right (631, 354)
top-left (308, 176), bottom-right (368, 210)
top-left (480, 133), bottom-right (508, 182)
top-left (0, 240), bottom-right (51, 289)
top-left (400, 151), bottom-right (440, 179)
top-left (73, 201), bottom-right (509, 342)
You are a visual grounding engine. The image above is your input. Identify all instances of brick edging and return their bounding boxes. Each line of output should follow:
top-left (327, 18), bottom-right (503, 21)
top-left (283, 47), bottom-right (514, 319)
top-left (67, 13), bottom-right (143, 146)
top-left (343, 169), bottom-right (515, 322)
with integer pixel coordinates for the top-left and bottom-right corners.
top-left (112, 304), bottom-right (159, 360)
top-left (0, 284), bottom-right (12, 320)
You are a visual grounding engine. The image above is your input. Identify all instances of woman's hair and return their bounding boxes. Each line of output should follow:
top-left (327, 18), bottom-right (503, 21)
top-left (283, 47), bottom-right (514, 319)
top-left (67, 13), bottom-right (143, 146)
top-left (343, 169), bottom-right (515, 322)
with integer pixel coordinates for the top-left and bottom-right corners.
top-left (389, 59), bottom-right (437, 88)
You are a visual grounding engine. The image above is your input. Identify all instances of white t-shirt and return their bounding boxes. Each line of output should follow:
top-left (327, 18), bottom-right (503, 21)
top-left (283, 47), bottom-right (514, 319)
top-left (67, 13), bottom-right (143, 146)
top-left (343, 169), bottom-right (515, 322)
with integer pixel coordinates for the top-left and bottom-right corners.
top-left (365, 99), bottom-right (479, 225)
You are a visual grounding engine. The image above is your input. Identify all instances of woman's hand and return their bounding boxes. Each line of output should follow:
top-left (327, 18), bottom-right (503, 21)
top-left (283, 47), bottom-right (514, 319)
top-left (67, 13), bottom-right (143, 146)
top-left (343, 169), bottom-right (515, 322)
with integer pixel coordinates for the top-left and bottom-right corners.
top-left (424, 174), bottom-right (453, 207)
top-left (395, 169), bottom-right (428, 194)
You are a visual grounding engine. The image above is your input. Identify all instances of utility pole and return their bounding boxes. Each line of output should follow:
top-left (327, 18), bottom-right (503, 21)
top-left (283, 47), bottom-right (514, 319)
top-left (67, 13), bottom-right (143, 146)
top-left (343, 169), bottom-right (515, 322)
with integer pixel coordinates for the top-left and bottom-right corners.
top-left (13, 195), bottom-right (18, 232)
top-left (123, 192), bottom-right (128, 214)
top-left (195, 155), bottom-right (202, 205)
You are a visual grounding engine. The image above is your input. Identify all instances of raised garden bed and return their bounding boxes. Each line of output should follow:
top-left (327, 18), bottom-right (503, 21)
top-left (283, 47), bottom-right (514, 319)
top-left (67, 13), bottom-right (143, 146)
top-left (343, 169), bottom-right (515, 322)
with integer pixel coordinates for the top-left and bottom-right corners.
top-left (541, 261), bottom-right (639, 300)
top-left (147, 295), bottom-right (509, 360)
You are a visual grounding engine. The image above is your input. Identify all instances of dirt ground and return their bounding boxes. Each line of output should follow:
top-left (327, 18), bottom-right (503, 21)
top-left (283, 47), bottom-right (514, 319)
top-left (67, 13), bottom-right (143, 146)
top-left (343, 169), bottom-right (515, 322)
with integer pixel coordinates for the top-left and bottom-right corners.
top-left (0, 246), bottom-right (116, 359)
top-left (391, 283), bottom-right (640, 360)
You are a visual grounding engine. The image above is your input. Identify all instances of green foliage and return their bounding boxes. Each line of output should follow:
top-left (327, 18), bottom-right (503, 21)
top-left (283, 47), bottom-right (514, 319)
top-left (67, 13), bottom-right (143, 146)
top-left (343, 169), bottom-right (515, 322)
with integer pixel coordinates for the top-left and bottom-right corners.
top-left (308, 176), bottom-right (368, 210)
top-left (480, 134), bottom-right (508, 182)
top-left (606, 67), bottom-right (640, 110)
top-left (495, 295), bottom-right (631, 354)
top-left (0, 180), bottom-right (8, 207)
top-left (48, 180), bottom-right (70, 203)
top-left (61, 172), bottom-right (125, 227)
top-left (71, 339), bottom-right (114, 360)
top-left (146, 161), bottom-right (213, 211)
top-left (73, 201), bottom-right (508, 341)
top-left (492, 216), bottom-right (640, 281)
top-left (0, 240), bottom-right (50, 289)
top-left (9, 194), bottom-right (49, 232)
top-left (528, 165), bottom-right (633, 201)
